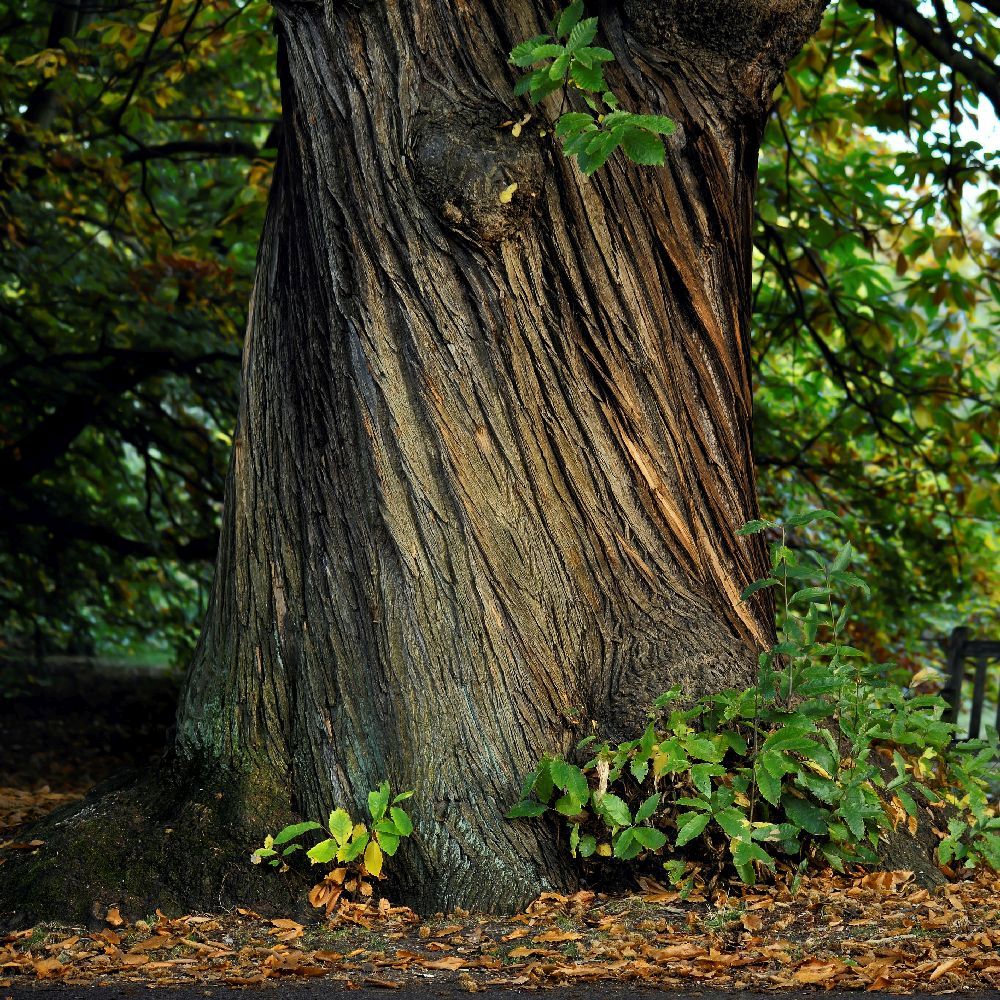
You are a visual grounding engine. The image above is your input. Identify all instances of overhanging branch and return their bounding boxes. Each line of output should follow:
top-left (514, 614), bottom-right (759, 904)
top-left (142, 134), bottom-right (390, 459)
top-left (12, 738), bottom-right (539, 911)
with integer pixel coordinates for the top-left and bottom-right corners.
top-left (858, 0), bottom-right (1000, 114)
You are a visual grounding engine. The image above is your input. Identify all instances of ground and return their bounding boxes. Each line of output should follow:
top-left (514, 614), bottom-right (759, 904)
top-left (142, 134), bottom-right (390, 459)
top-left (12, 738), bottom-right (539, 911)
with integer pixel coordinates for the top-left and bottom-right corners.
top-left (1, 660), bottom-right (999, 992)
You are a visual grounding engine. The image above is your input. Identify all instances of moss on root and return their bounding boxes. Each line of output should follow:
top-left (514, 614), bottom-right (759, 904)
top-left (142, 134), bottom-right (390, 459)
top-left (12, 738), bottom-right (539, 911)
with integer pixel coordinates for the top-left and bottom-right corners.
top-left (0, 756), bottom-right (304, 930)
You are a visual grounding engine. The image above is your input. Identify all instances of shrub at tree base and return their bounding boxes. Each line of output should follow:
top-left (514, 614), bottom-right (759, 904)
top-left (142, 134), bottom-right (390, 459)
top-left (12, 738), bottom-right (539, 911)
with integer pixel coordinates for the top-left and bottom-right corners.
top-left (509, 511), bottom-right (1000, 889)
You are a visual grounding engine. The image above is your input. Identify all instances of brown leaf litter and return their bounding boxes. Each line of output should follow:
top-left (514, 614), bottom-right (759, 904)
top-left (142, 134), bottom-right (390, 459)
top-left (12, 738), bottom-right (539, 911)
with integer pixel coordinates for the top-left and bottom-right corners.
top-left (1, 870), bottom-right (998, 991)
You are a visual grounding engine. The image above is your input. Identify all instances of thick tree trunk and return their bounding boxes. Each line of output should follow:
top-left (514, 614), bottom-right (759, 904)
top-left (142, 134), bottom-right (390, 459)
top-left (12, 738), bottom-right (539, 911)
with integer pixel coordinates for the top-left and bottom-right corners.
top-left (0, 0), bottom-right (827, 923)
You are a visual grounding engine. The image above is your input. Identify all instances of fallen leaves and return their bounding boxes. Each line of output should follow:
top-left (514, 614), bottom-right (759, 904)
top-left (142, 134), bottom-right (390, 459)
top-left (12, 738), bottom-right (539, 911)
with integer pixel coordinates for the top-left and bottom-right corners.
top-left (0, 785), bottom-right (80, 832)
top-left (1, 870), bottom-right (998, 992)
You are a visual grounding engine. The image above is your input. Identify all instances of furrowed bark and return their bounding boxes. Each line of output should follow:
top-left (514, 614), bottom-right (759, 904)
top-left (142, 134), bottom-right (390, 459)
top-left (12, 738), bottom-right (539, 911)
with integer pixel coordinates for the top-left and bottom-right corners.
top-left (0, 0), bottom-right (829, 922)
top-left (174, 0), bottom-right (827, 913)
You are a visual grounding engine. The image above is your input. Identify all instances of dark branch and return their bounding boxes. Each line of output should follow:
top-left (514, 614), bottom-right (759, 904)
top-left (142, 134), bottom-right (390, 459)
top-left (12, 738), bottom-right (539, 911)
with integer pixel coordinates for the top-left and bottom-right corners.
top-left (858, 0), bottom-right (1000, 115)
top-left (121, 138), bottom-right (265, 164)
top-left (2, 503), bottom-right (218, 562)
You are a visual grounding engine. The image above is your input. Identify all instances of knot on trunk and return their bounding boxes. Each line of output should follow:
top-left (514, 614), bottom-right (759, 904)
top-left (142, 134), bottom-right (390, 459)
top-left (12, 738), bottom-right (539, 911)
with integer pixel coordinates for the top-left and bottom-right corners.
top-left (410, 103), bottom-right (544, 246)
top-left (623, 0), bottom-right (827, 107)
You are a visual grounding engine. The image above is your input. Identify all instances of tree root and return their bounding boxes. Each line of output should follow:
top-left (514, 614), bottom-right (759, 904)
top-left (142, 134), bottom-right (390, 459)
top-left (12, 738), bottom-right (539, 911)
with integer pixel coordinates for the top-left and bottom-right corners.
top-left (0, 757), bottom-right (302, 930)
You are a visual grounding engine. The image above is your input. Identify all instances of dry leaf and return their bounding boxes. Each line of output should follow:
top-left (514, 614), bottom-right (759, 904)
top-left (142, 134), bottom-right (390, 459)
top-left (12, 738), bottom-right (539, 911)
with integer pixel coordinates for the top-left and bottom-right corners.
top-left (33, 957), bottom-right (64, 978)
top-left (534, 929), bottom-right (581, 943)
top-left (421, 956), bottom-right (467, 971)
top-left (929, 957), bottom-right (963, 982)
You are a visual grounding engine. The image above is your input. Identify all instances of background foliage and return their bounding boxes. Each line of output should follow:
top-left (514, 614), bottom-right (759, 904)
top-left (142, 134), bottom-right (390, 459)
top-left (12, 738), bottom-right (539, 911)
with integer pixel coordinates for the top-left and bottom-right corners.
top-left (1, 0), bottom-right (997, 671)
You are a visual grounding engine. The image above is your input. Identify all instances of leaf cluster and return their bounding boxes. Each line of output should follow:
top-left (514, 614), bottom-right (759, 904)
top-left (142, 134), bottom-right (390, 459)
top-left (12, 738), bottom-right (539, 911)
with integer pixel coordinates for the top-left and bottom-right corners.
top-left (252, 782), bottom-right (415, 913)
top-left (509, 2), bottom-right (674, 175)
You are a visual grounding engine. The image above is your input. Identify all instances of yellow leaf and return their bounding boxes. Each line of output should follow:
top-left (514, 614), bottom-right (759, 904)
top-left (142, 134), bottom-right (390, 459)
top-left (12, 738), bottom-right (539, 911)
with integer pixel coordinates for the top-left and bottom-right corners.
top-left (499, 183), bottom-right (518, 204)
top-left (364, 839), bottom-right (383, 877)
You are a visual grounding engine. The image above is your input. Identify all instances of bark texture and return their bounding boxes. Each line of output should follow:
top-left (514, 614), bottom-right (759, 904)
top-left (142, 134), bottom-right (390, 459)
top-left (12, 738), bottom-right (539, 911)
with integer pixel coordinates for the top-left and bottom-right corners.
top-left (174, 0), bottom-right (826, 912)
top-left (0, 0), bottom-right (828, 922)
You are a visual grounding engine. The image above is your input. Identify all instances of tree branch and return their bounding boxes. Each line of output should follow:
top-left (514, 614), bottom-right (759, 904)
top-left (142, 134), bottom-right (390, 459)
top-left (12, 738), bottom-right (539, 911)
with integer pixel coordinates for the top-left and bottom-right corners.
top-left (858, 0), bottom-right (1000, 114)
top-left (121, 138), bottom-right (264, 164)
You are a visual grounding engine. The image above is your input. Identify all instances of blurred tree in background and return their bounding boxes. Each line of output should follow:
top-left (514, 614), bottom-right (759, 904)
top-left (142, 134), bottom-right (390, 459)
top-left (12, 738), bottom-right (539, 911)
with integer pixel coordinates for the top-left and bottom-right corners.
top-left (0, 0), bottom-right (997, 668)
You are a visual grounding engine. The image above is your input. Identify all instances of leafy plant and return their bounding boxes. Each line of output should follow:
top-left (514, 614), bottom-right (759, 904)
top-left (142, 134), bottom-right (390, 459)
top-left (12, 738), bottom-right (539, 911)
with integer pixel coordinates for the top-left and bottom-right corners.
top-left (252, 782), bottom-right (415, 913)
top-left (509, 510), bottom-right (1000, 884)
top-left (508, 1), bottom-right (675, 175)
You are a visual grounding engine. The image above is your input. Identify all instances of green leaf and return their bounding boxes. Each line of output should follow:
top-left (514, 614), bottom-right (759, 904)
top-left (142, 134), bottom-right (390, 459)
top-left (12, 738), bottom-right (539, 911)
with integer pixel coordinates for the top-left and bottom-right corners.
top-left (781, 793), bottom-right (828, 835)
top-left (613, 826), bottom-right (642, 859)
top-left (368, 782), bottom-right (390, 822)
top-left (514, 73), bottom-right (536, 97)
top-left (556, 112), bottom-right (596, 138)
top-left (392, 790), bottom-right (414, 804)
top-left (273, 821), bottom-right (322, 845)
top-left (554, 793), bottom-right (586, 816)
top-left (390, 806), bottom-right (413, 836)
top-left (563, 127), bottom-right (599, 156)
top-left (578, 833), bottom-right (597, 857)
top-left (830, 541), bottom-right (853, 573)
top-left (529, 71), bottom-right (564, 102)
top-left (784, 509), bottom-right (839, 527)
top-left (789, 586), bottom-right (832, 605)
top-left (685, 735), bottom-right (725, 762)
top-left (506, 800), bottom-right (548, 819)
top-left (557, 0), bottom-right (585, 38)
top-left (576, 129), bottom-right (622, 175)
top-left (830, 571), bottom-right (872, 598)
top-left (328, 809), bottom-right (354, 846)
top-left (567, 17), bottom-right (598, 51)
top-left (754, 760), bottom-right (783, 806)
top-left (376, 830), bottom-right (400, 856)
top-left (341, 831), bottom-right (369, 863)
top-left (632, 114), bottom-right (675, 135)
top-left (741, 577), bottom-right (780, 600)
top-left (550, 759), bottom-right (590, 805)
top-left (733, 839), bottom-right (774, 869)
top-left (713, 807), bottom-right (751, 840)
top-left (737, 519), bottom-right (770, 535)
top-left (576, 46), bottom-right (615, 64)
top-left (838, 785), bottom-right (868, 841)
top-left (621, 126), bottom-right (665, 166)
top-left (635, 792), bottom-right (661, 824)
top-left (596, 792), bottom-right (632, 827)
top-left (675, 811), bottom-right (711, 847)
top-left (549, 51), bottom-right (571, 80)
top-left (633, 826), bottom-right (667, 850)
top-left (509, 35), bottom-right (552, 67)
top-left (690, 762), bottom-right (724, 797)
top-left (306, 838), bottom-right (339, 864)
top-left (569, 59), bottom-right (606, 92)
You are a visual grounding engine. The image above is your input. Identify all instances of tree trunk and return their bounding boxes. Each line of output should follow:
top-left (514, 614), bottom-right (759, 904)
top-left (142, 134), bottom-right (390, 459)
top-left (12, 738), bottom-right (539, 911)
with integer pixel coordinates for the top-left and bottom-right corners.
top-left (0, 0), bottom-right (827, 923)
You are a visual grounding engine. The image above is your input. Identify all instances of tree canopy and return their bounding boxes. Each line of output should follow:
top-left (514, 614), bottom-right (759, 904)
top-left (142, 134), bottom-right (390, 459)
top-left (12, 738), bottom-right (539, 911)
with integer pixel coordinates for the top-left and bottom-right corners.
top-left (1, 0), bottom-right (997, 666)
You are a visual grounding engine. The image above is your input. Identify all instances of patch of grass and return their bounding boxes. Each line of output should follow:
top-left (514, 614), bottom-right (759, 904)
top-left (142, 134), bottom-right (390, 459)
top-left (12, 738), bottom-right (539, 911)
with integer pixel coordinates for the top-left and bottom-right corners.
top-left (703, 907), bottom-right (742, 930)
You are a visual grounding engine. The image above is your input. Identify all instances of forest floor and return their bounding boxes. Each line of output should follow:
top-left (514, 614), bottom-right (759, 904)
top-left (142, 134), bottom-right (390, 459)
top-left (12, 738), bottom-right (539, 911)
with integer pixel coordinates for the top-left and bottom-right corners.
top-left (1, 660), bottom-right (999, 993)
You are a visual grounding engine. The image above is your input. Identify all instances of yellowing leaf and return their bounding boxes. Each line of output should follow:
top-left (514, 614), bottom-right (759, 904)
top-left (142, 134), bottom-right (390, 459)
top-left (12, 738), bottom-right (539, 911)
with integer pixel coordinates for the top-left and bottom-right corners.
top-left (499, 183), bottom-right (518, 204)
top-left (364, 838), bottom-right (383, 877)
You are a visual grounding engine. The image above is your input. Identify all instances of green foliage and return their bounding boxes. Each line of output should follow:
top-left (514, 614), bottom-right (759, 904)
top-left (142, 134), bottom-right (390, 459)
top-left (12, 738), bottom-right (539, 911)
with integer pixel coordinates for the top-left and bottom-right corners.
top-left (1, 0), bottom-right (996, 671)
top-left (0, 0), bottom-right (278, 660)
top-left (509, 510), bottom-right (1000, 884)
top-left (509, 2), bottom-right (675, 175)
top-left (252, 782), bottom-right (415, 909)
top-left (753, 3), bottom-right (999, 660)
